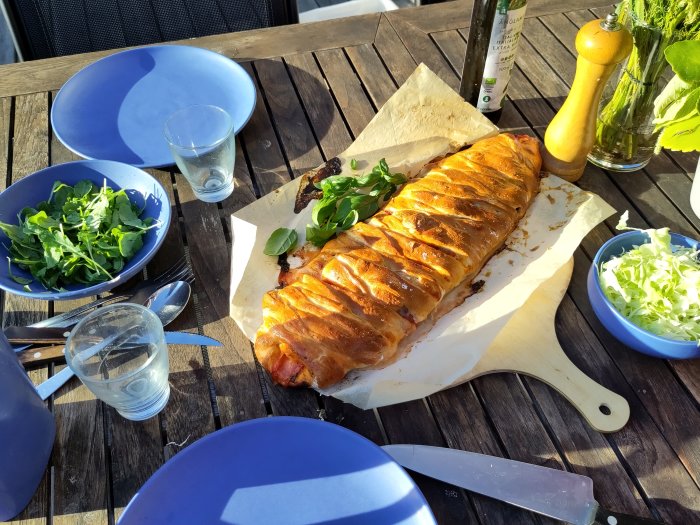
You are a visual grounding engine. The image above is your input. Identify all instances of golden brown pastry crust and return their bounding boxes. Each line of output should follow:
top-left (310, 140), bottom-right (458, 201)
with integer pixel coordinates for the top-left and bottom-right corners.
top-left (255, 133), bottom-right (542, 388)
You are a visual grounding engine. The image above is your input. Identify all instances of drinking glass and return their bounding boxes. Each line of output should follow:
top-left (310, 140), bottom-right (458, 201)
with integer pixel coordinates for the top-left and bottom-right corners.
top-left (65, 303), bottom-right (170, 421)
top-left (163, 104), bottom-right (236, 203)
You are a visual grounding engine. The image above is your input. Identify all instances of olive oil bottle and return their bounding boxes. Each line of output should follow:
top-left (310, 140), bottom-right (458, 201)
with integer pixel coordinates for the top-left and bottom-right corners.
top-left (462, 0), bottom-right (527, 124)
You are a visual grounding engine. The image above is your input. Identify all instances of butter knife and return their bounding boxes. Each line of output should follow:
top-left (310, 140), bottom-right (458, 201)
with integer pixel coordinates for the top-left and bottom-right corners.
top-left (6, 326), bottom-right (220, 346)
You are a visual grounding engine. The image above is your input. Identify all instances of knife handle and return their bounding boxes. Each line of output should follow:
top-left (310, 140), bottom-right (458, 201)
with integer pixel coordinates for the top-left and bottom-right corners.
top-left (5, 325), bottom-right (68, 344)
top-left (18, 345), bottom-right (66, 366)
top-left (596, 506), bottom-right (664, 525)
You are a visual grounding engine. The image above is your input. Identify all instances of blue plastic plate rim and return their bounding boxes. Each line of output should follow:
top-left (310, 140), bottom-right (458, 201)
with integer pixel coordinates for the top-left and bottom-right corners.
top-left (590, 230), bottom-right (700, 353)
top-left (118, 416), bottom-right (437, 525)
top-left (0, 160), bottom-right (171, 300)
top-left (50, 44), bottom-right (256, 169)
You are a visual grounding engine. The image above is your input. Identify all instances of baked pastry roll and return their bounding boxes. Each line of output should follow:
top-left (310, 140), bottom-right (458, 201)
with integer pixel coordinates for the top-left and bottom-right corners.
top-left (255, 133), bottom-right (542, 388)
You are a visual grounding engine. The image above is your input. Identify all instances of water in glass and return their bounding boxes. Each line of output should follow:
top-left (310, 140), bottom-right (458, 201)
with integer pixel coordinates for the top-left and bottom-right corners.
top-left (66, 303), bottom-right (170, 421)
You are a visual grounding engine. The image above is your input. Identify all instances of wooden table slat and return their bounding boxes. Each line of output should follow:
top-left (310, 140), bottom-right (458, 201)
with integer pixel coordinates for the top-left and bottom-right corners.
top-left (46, 125), bottom-right (111, 525)
top-left (315, 47), bottom-right (378, 138)
top-left (176, 179), bottom-right (269, 427)
top-left (238, 63), bottom-right (294, 195)
top-left (6, 92), bottom-right (51, 525)
top-left (379, 400), bottom-right (477, 524)
top-left (372, 15), bottom-right (423, 87)
top-left (253, 57), bottom-right (326, 177)
top-left (345, 44), bottom-right (400, 109)
top-left (284, 52), bottom-right (355, 160)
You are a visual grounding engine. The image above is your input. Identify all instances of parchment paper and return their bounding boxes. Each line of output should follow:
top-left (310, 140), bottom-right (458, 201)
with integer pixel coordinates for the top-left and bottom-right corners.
top-left (229, 64), bottom-right (615, 409)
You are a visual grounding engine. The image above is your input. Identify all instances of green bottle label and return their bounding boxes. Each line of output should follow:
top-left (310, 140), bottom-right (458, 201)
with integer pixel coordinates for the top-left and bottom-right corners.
top-left (477, 1), bottom-right (527, 112)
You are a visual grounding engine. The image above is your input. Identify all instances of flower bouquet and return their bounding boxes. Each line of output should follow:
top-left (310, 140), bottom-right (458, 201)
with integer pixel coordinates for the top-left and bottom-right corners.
top-left (589, 0), bottom-right (700, 172)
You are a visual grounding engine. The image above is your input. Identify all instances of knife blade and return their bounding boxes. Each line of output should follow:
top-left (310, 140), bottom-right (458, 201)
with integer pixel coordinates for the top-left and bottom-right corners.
top-left (382, 445), bottom-right (663, 525)
top-left (5, 326), bottom-right (221, 347)
top-left (163, 332), bottom-right (222, 347)
top-left (33, 331), bottom-right (222, 400)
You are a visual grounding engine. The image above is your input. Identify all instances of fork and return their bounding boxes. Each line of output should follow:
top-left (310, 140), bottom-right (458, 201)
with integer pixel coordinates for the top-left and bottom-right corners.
top-left (11, 261), bottom-right (194, 355)
top-left (30, 257), bottom-right (193, 329)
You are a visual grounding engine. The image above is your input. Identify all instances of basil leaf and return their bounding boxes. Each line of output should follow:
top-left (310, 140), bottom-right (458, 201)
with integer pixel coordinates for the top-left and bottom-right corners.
top-left (312, 196), bottom-right (338, 227)
top-left (306, 224), bottom-right (337, 247)
top-left (319, 175), bottom-right (356, 196)
top-left (333, 197), bottom-right (354, 223)
top-left (343, 194), bottom-right (379, 222)
top-left (384, 171), bottom-right (407, 185)
top-left (338, 209), bottom-right (359, 230)
top-left (264, 228), bottom-right (298, 256)
top-left (355, 171), bottom-right (381, 187)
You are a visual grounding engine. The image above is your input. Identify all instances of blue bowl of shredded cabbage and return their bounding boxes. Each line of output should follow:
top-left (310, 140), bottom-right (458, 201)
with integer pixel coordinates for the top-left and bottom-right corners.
top-left (588, 223), bottom-right (700, 359)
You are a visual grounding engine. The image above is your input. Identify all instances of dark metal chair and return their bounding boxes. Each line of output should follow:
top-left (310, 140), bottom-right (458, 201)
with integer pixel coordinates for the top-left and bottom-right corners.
top-left (1, 0), bottom-right (298, 61)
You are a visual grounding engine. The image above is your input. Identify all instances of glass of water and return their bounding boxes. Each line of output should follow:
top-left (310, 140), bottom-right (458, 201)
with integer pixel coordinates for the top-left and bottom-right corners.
top-left (163, 104), bottom-right (235, 203)
top-left (65, 303), bottom-right (170, 421)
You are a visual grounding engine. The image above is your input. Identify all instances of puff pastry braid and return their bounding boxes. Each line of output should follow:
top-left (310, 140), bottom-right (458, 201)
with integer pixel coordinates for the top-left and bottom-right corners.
top-left (255, 133), bottom-right (542, 388)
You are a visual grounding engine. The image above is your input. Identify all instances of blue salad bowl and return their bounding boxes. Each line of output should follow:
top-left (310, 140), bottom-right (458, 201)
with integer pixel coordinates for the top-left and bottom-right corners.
top-left (587, 230), bottom-right (700, 359)
top-left (0, 160), bottom-right (171, 300)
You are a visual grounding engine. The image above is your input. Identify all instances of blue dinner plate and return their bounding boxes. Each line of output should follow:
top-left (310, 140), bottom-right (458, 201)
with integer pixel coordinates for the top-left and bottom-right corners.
top-left (118, 417), bottom-right (436, 525)
top-left (51, 45), bottom-right (256, 168)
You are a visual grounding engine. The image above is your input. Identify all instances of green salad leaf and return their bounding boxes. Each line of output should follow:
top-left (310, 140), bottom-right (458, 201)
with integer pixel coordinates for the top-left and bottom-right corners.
top-left (264, 228), bottom-right (298, 256)
top-left (599, 212), bottom-right (700, 342)
top-left (0, 180), bottom-right (156, 291)
top-left (263, 159), bottom-right (407, 254)
top-left (653, 40), bottom-right (700, 153)
top-left (305, 158), bottom-right (406, 248)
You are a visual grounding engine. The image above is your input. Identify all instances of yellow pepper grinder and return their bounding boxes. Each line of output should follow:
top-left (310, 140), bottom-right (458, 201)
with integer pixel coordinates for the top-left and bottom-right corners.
top-left (542, 13), bottom-right (632, 182)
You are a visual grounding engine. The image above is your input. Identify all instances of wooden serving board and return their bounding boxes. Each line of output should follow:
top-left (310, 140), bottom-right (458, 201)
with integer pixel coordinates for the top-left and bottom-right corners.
top-left (461, 258), bottom-right (630, 433)
top-left (20, 260), bottom-right (628, 432)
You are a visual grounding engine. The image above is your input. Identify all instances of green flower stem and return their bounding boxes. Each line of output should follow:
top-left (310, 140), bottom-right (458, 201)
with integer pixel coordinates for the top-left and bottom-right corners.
top-left (594, 4), bottom-right (677, 164)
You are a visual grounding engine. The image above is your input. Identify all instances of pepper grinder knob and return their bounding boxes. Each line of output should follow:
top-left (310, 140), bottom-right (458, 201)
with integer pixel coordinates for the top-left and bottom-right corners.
top-left (542, 12), bottom-right (632, 182)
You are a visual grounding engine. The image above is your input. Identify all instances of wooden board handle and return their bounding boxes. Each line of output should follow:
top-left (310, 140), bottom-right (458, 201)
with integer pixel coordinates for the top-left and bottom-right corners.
top-left (465, 259), bottom-right (630, 433)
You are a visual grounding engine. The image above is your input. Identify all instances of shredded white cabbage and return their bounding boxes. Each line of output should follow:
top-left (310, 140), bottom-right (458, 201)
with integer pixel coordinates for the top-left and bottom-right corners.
top-left (599, 211), bottom-right (700, 343)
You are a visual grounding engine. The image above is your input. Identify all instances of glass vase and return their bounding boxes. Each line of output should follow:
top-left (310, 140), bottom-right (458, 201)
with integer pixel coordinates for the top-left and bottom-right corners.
top-left (691, 157), bottom-right (700, 220)
top-left (588, 6), bottom-right (675, 172)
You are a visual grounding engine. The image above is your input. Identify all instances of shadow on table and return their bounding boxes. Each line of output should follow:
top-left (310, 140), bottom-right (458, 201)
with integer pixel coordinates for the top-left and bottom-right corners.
top-left (237, 59), bottom-right (338, 180)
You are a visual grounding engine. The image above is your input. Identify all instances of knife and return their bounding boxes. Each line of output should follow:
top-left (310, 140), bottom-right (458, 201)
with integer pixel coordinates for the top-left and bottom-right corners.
top-left (33, 331), bottom-right (222, 400)
top-left (382, 445), bottom-right (663, 525)
top-left (18, 332), bottom-right (221, 365)
top-left (5, 326), bottom-right (220, 346)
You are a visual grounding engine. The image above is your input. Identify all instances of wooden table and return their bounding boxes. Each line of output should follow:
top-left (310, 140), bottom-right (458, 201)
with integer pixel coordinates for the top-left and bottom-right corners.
top-left (2, 1), bottom-right (699, 523)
